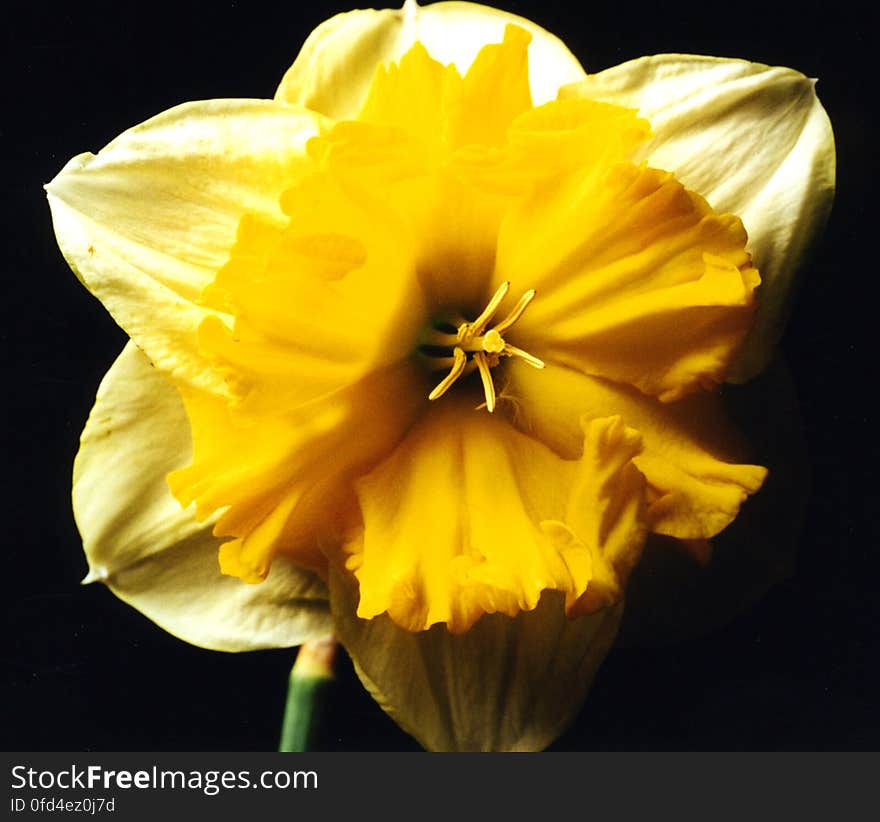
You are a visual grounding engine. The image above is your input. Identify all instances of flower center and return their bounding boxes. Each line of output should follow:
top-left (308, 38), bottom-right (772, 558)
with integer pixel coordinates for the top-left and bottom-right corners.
top-left (419, 281), bottom-right (544, 412)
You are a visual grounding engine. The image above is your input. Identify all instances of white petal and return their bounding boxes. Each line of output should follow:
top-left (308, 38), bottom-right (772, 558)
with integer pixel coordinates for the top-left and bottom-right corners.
top-left (275, 0), bottom-right (586, 119)
top-left (75, 342), bottom-right (332, 652)
top-left (562, 55), bottom-right (835, 380)
top-left (46, 99), bottom-right (327, 394)
top-left (330, 564), bottom-right (622, 751)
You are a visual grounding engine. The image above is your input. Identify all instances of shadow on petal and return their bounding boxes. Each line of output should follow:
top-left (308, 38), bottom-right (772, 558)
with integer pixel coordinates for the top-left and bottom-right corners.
top-left (618, 356), bottom-right (808, 646)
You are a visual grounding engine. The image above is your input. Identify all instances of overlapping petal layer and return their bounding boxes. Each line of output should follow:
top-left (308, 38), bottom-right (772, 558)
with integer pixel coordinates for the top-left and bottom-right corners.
top-left (196, 173), bottom-right (424, 415)
top-left (275, 0), bottom-right (585, 118)
top-left (355, 23), bottom-right (533, 152)
top-left (347, 401), bottom-right (646, 632)
top-left (497, 161), bottom-right (760, 400)
top-left (563, 55), bottom-right (835, 379)
top-left (332, 569), bottom-right (623, 751)
top-left (74, 342), bottom-right (332, 651)
top-left (507, 360), bottom-right (767, 540)
top-left (168, 362), bottom-right (427, 583)
top-left (46, 100), bottom-right (327, 395)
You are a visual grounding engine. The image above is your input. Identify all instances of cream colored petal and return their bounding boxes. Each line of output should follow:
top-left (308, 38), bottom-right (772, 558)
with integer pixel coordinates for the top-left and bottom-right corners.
top-left (562, 55), bottom-right (835, 380)
top-left (75, 342), bottom-right (332, 652)
top-left (330, 564), bottom-right (622, 751)
top-left (275, 0), bottom-right (586, 119)
top-left (46, 99), bottom-right (327, 394)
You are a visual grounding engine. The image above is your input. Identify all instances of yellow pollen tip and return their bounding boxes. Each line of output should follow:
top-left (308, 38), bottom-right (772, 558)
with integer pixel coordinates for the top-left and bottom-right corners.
top-left (428, 346), bottom-right (468, 401)
top-left (425, 284), bottom-right (542, 412)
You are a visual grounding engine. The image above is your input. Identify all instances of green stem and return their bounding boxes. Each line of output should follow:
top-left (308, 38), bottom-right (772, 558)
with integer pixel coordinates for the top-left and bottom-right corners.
top-left (278, 637), bottom-right (337, 752)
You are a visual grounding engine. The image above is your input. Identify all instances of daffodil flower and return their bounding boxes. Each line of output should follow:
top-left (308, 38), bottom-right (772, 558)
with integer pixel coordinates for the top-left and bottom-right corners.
top-left (46, 1), bottom-right (834, 751)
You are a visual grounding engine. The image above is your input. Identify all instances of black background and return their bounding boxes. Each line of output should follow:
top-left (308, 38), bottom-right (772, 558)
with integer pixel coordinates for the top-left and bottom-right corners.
top-left (4, 0), bottom-right (876, 751)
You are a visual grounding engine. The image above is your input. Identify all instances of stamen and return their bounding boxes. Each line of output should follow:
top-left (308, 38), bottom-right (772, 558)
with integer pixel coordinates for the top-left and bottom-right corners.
top-left (492, 289), bottom-right (536, 334)
top-left (473, 352), bottom-right (496, 413)
top-left (468, 281), bottom-right (510, 336)
top-left (428, 346), bottom-right (468, 401)
top-left (502, 344), bottom-right (545, 369)
top-left (425, 283), bottom-right (543, 412)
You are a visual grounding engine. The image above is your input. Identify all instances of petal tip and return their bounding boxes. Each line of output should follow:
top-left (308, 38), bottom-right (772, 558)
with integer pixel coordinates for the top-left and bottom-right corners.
top-left (81, 565), bottom-right (109, 585)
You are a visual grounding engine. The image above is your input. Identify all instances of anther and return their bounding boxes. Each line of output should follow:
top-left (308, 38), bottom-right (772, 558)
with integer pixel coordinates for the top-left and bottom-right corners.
top-left (468, 281), bottom-right (510, 336)
top-left (428, 346), bottom-right (468, 401)
top-left (425, 283), bottom-right (544, 412)
top-left (473, 352), bottom-right (496, 412)
top-left (492, 289), bottom-right (536, 334)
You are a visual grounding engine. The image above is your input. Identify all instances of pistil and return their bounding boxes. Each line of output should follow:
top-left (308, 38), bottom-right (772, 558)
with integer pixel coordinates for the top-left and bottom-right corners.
top-left (423, 281), bottom-right (544, 412)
